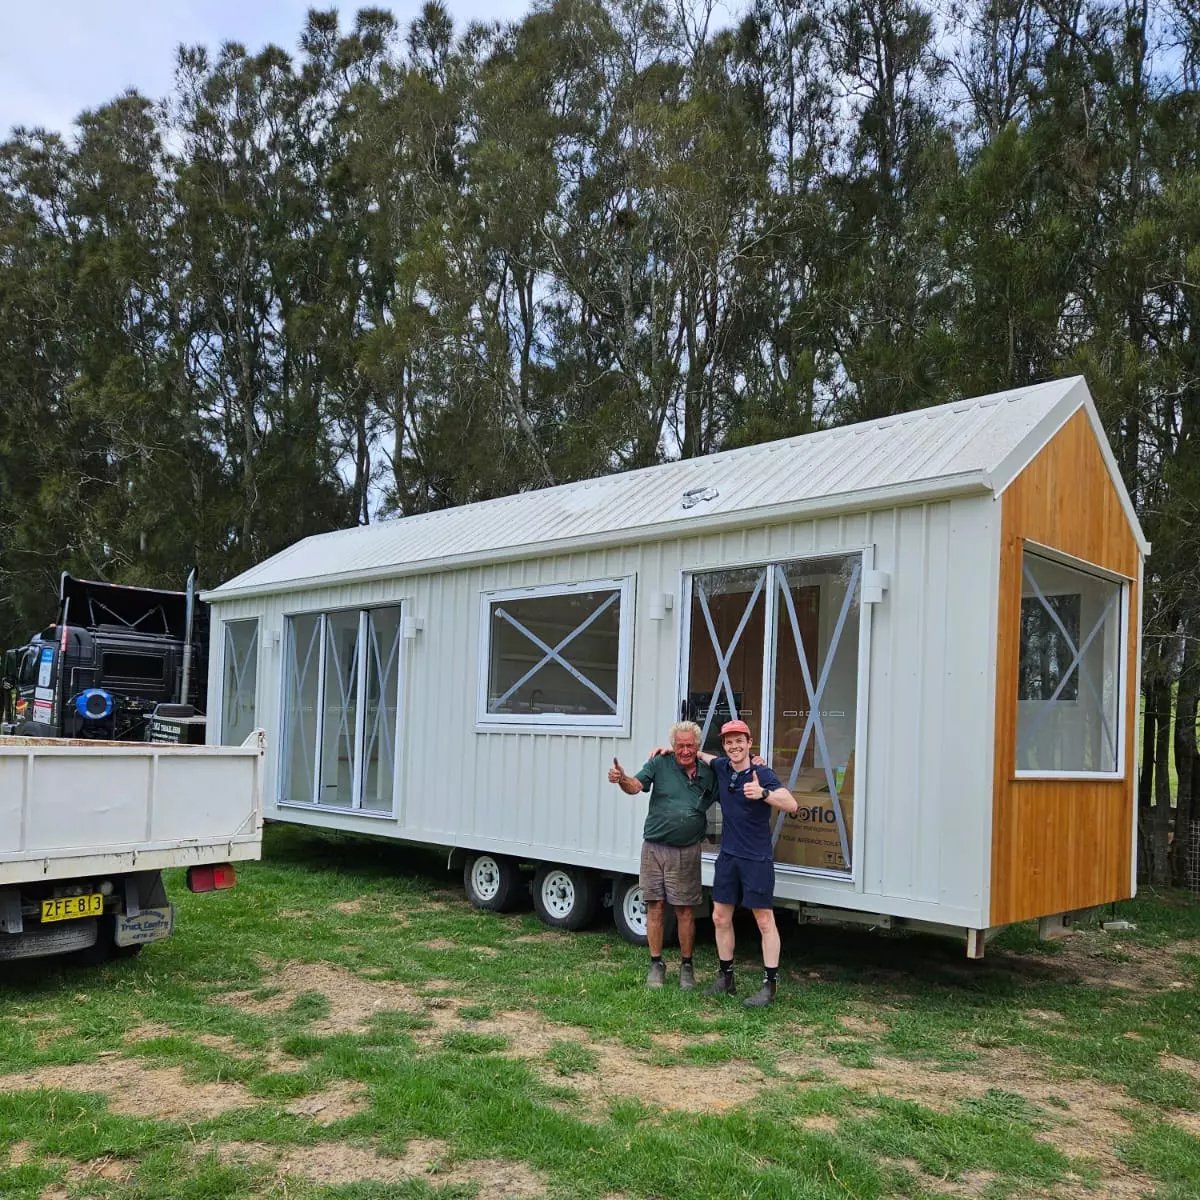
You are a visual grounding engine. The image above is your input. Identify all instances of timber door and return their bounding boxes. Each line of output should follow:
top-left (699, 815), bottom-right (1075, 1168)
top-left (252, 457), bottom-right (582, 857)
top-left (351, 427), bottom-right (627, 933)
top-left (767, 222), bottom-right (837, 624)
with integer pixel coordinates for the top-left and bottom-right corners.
top-left (680, 552), bottom-right (864, 877)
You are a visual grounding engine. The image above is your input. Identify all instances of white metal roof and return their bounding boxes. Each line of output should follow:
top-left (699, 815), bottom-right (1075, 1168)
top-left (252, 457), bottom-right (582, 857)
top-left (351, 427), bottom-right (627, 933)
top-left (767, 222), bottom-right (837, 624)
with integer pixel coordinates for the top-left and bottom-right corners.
top-left (205, 376), bottom-right (1148, 601)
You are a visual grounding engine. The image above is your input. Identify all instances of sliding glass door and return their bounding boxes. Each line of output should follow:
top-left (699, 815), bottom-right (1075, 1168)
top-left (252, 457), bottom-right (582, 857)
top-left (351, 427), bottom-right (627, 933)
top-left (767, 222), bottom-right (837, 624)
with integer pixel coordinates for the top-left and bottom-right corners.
top-left (281, 605), bottom-right (403, 814)
top-left (682, 553), bottom-right (863, 877)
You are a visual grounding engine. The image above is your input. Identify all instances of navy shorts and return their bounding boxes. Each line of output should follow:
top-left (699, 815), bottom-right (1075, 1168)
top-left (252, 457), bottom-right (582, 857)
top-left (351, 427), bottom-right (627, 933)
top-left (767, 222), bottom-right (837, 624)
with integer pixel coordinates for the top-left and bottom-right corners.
top-left (711, 852), bottom-right (775, 911)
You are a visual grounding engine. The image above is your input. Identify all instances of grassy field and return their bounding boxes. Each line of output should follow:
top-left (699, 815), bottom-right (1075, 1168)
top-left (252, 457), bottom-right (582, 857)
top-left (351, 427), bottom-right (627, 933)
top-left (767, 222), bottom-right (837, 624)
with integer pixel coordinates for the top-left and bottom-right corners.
top-left (2, 825), bottom-right (1199, 1200)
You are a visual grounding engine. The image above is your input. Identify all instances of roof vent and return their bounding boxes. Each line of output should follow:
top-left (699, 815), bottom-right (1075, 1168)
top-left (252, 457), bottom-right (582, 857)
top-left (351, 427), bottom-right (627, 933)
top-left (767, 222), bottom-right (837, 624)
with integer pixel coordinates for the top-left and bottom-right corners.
top-left (681, 486), bottom-right (719, 510)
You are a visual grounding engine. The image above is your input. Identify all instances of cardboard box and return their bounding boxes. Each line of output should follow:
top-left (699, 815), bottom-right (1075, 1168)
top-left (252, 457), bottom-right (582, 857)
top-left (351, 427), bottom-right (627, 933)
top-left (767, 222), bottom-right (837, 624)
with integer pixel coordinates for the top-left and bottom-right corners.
top-left (773, 757), bottom-right (854, 871)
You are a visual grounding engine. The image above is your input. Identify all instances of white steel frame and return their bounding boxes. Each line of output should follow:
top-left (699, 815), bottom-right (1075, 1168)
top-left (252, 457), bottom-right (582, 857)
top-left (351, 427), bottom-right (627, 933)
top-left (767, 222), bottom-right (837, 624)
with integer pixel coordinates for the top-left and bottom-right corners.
top-left (277, 603), bottom-right (405, 816)
top-left (677, 547), bottom-right (872, 884)
top-left (1014, 543), bottom-right (1130, 781)
top-left (476, 576), bottom-right (634, 732)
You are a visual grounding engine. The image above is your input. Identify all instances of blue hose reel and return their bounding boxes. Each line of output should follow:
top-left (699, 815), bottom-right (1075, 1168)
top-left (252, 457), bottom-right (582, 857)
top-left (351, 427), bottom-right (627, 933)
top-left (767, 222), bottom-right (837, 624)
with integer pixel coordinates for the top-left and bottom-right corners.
top-left (75, 689), bottom-right (115, 720)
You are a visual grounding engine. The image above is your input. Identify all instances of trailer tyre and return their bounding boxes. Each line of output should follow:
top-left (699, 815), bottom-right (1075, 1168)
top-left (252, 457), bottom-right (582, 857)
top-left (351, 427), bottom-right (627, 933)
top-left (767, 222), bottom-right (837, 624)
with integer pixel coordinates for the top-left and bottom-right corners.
top-left (533, 864), bottom-right (600, 931)
top-left (463, 853), bottom-right (524, 912)
top-left (611, 875), bottom-right (677, 946)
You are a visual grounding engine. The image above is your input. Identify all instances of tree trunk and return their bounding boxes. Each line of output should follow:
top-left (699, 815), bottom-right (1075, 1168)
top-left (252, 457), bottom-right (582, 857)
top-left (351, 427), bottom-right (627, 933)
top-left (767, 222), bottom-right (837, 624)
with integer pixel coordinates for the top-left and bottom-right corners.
top-left (1150, 678), bottom-right (1173, 886)
top-left (1138, 681), bottom-right (1156, 880)
top-left (1173, 626), bottom-right (1199, 885)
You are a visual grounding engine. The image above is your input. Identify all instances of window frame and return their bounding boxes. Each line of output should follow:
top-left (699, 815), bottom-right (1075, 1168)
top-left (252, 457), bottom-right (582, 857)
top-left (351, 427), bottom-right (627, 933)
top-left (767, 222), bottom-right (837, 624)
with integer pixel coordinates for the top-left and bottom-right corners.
top-left (675, 546), bottom-right (874, 887)
top-left (1013, 543), bottom-right (1131, 782)
top-left (276, 602), bottom-right (405, 817)
top-left (476, 576), bottom-right (635, 733)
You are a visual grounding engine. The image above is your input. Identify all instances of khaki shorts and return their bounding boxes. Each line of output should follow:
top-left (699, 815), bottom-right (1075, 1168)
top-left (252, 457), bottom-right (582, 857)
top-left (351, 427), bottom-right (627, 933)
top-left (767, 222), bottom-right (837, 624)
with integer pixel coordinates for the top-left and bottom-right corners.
top-left (639, 840), bottom-right (703, 907)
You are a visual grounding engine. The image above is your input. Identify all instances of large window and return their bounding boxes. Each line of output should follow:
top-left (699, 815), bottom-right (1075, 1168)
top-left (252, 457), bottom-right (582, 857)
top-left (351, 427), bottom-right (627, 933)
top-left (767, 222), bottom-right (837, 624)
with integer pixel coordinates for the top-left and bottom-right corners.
top-left (281, 605), bottom-right (403, 811)
top-left (479, 579), bottom-right (632, 728)
top-left (682, 553), bottom-right (863, 876)
top-left (220, 619), bottom-right (259, 745)
top-left (1016, 550), bottom-right (1124, 775)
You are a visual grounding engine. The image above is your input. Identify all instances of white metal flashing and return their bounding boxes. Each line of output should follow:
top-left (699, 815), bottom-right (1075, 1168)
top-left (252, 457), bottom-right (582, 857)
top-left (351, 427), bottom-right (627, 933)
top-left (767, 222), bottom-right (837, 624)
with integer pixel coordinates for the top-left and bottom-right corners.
top-left (987, 376), bottom-right (1150, 556)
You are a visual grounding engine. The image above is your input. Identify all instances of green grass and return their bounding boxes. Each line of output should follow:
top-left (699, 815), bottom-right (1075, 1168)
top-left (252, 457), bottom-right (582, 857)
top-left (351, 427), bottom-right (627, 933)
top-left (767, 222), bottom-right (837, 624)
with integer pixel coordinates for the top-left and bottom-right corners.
top-left (0, 823), bottom-right (1197, 1199)
top-left (545, 1041), bottom-right (599, 1077)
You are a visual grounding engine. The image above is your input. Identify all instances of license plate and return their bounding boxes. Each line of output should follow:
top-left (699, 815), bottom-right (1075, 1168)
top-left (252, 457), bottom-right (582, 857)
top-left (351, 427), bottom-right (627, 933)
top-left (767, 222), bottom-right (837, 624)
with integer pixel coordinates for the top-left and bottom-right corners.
top-left (41, 893), bottom-right (104, 923)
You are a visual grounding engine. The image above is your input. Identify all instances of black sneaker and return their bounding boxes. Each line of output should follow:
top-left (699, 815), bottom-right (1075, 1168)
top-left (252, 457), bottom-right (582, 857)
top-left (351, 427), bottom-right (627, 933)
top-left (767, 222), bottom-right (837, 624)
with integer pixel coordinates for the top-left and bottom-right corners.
top-left (703, 971), bottom-right (736, 997)
top-left (742, 981), bottom-right (777, 1008)
top-left (646, 961), bottom-right (666, 989)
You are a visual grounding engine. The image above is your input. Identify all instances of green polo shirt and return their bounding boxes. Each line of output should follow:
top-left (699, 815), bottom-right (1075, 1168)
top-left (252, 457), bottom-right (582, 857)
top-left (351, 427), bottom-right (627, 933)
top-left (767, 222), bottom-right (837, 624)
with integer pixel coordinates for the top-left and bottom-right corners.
top-left (634, 755), bottom-right (718, 847)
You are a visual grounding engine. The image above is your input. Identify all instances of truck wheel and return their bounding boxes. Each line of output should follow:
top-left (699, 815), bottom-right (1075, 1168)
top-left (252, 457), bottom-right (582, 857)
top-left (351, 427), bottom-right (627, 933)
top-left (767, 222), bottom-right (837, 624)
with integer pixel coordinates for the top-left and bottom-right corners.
top-left (73, 916), bottom-right (143, 966)
top-left (611, 875), bottom-right (677, 946)
top-left (463, 853), bottom-right (524, 912)
top-left (533, 864), bottom-right (600, 931)
top-left (0, 919), bottom-right (98, 962)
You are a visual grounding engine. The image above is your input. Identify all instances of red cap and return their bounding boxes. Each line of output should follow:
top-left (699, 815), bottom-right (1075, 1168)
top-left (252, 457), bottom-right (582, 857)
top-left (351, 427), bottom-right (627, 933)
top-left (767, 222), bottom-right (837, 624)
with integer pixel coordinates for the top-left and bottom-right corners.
top-left (720, 719), bottom-right (752, 740)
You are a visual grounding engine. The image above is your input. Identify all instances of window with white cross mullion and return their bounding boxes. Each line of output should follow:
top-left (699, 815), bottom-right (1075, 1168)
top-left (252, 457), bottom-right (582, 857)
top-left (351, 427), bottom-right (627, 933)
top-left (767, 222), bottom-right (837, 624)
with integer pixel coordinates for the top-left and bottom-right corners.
top-left (479, 578), bottom-right (633, 729)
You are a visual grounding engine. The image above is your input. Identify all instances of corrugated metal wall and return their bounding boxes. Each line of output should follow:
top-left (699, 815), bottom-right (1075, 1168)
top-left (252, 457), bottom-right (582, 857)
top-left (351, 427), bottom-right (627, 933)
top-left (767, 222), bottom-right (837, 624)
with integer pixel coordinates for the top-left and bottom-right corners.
top-left (206, 495), bottom-right (999, 929)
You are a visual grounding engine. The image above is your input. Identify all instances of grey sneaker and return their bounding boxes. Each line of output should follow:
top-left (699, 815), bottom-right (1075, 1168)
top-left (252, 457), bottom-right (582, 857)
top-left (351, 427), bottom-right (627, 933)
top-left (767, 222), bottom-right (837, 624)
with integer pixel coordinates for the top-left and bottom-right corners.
top-left (679, 962), bottom-right (695, 991)
top-left (703, 971), bottom-right (736, 997)
top-left (742, 980), bottom-right (777, 1008)
top-left (646, 960), bottom-right (666, 989)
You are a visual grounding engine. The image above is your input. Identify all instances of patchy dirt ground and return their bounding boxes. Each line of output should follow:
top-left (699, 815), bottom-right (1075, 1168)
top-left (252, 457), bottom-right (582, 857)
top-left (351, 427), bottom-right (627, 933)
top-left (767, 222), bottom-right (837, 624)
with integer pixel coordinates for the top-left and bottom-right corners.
top-left (213, 1137), bottom-right (547, 1195)
top-left (0, 1058), bottom-right (257, 1120)
top-left (4, 928), bottom-right (1197, 1199)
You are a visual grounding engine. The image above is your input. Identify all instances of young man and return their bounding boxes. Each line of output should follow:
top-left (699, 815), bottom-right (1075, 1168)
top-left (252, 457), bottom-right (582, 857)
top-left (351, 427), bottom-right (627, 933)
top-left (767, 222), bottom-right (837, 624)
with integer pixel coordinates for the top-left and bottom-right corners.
top-left (700, 719), bottom-right (798, 1008)
top-left (608, 721), bottom-right (716, 990)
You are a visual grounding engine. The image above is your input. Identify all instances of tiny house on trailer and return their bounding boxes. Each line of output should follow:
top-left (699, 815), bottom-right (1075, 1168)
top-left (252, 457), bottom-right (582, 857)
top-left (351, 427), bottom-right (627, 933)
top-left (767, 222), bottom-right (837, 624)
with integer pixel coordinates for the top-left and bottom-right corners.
top-left (202, 376), bottom-right (1147, 956)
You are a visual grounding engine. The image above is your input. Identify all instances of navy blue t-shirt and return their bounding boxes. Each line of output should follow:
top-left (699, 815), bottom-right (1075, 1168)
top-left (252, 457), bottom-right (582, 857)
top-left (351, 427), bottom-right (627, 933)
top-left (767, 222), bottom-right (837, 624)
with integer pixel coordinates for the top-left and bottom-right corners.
top-left (712, 757), bottom-right (784, 862)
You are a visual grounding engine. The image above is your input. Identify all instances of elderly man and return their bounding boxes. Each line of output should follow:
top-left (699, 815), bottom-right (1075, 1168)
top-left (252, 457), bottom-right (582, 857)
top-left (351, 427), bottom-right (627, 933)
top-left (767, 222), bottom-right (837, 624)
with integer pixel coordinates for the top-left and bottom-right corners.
top-left (694, 719), bottom-right (798, 1008)
top-left (608, 721), bottom-right (716, 989)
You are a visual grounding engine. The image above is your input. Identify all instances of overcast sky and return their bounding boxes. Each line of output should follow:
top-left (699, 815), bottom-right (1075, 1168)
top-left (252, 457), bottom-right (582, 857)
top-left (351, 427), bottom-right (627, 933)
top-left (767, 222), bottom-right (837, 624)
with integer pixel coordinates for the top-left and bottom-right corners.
top-left (0, 1), bottom-right (537, 139)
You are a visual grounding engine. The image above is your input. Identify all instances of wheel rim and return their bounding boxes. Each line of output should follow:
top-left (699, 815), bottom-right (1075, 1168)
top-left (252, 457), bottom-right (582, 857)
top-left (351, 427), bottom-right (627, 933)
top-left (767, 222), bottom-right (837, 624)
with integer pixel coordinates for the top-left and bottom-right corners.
top-left (620, 882), bottom-right (648, 937)
top-left (471, 856), bottom-right (502, 901)
top-left (540, 870), bottom-right (576, 919)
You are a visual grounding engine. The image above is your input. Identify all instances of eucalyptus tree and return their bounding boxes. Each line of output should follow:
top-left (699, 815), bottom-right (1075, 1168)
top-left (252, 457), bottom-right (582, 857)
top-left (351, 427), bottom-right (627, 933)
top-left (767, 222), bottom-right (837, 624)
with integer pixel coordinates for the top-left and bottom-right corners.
top-left (819, 0), bottom-right (956, 419)
top-left (171, 38), bottom-right (347, 573)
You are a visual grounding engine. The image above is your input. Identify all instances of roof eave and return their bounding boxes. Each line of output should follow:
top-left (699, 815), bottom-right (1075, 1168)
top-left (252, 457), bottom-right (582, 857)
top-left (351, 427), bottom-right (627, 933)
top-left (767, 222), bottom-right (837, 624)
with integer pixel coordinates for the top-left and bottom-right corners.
top-left (988, 376), bottom-right (1151, 557)
top-left (201, 471), bottom-right (995, 605)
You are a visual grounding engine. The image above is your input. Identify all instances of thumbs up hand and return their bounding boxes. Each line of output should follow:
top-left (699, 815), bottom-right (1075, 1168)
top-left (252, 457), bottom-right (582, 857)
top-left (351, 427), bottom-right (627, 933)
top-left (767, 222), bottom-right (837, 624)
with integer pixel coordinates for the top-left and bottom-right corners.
top-left (744, 770), bottom-right (767, 801)
top-left (608, 757), bottom-right (626, 785)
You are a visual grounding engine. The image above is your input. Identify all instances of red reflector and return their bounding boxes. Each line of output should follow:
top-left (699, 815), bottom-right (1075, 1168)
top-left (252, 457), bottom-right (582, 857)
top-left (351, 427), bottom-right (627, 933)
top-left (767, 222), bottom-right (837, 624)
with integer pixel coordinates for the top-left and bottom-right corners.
top-left (187, 866), bottom-right (214, 893)
top-left (187, 864), bottom-right (236, 893)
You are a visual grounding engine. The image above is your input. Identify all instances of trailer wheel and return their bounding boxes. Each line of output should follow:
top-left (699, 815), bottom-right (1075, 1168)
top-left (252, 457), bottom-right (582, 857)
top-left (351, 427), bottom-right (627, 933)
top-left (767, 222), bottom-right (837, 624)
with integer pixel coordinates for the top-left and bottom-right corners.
top-left (533, 864), bottom-right (600, 931)
top-left (463, 853), bottom-right (524, 912)
top-left (610, 876), bottom-right (677, 946)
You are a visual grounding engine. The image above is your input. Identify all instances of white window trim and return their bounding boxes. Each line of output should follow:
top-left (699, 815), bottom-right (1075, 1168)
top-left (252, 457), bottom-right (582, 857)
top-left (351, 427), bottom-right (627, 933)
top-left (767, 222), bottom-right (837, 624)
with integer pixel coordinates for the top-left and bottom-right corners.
top-left (676, 546), bottom-right (871, 886)
top-left (476, 576), bottom-right (634, 733)
top-left (1014, 545), bottom-right (1129, 781)
top-left (277, 603), bottom-right (405, 815)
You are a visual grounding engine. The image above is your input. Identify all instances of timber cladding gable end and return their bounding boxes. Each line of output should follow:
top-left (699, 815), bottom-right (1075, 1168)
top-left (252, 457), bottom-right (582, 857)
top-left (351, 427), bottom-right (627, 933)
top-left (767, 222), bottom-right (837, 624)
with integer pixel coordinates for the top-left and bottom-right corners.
top-left (990, 407), bottom-right (1143, 927)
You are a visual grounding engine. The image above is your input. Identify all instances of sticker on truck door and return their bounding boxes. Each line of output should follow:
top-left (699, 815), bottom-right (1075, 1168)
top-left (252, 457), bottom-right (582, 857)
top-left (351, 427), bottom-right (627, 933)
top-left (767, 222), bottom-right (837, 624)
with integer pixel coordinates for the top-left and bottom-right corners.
top-left (32, 700), bottom-right (52, 723)
top-left (37, 648), bottom-right (53, 689)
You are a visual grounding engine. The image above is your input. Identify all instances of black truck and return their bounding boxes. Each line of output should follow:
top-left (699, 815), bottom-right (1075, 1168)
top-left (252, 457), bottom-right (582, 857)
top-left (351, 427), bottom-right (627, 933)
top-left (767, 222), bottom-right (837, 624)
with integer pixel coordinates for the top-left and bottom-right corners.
top-left (1, 573), bottom-right (208, 742)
